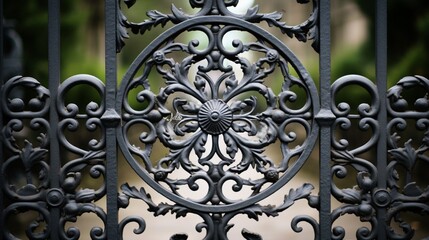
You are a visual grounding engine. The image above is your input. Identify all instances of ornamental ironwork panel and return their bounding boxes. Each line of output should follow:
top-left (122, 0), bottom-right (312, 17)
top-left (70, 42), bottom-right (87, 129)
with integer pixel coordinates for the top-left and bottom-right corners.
top-left (1, 0), bottom-right (429, 239)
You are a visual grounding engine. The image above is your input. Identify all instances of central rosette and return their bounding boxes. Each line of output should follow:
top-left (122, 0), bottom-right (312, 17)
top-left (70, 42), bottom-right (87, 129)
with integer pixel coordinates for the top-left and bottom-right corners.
top-left (198, 99), bottom-right (233, 135)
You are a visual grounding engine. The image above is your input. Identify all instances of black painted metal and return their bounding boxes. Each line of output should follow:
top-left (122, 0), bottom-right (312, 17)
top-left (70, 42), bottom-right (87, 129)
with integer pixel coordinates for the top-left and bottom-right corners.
top-left (0, 0), bottom-right (4, 237)
top-left (105, 0), bottom-right (120, 239)
top-left (317, 1), bottom-right (333, 239)
top-left (1, 0), bottom-right (429, 239)
top-left (375, 1), bottom-right (387, 239)
top-left (48, 0), bottom-right (61, 238)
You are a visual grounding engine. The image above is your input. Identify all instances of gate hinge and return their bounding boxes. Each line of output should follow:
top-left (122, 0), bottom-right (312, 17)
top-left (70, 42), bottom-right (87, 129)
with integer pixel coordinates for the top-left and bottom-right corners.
top-left (101, 108), bottom-right (121, 127)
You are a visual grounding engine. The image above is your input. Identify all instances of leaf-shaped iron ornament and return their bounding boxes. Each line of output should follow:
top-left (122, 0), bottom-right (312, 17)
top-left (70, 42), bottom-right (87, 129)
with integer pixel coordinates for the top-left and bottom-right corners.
top-left (20, 140), bottom-right (48, 174)
top-left (117, 0), bottom-right (319, 52)
top-left (116, 0), bottom-right (320, 238)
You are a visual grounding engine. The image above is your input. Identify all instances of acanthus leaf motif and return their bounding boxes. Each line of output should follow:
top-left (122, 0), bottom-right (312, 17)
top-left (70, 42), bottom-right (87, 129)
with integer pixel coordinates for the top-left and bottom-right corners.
top-left (181, 102), bottom-right (200, 114)
top-left (194, 75), bottom-right (206, 94)
top-left (388, 140), bottom-right (418, 172)
top-left (20, 140), bottom-right (48, 173)
top-left (240, 204), bottom-right (278, 221)
top-left (231, 121), bottom-right (256, 135)
top-left (171, 205), bottom-right (189, 218)
top-left (276, 183), bottom-right (314, 211)
top-left (121, 183), bottom-right (159, 213)
top-left (117, 4), bottom-right (319, 236)
top-left (170, 4), bottom-right (188, 22)
top-left (242, 229), bottom-right (263, 240)
top-left (75, 188), bottom-right (96, 203)
top-left (224, 133), bottom-right (238, 159)
top-left (243, 6), bottom-right (261, 21)
top-left (339, 188), bottom-right (362, 204)
top-left (117, 1), bottom-right (319, 51)
top-left (156, 202), bottom-right (175, 216)
top-left (147, 10), bottom-right (172, 28)
top-left (180, 121), bottom-right (200, 134)
top-left (193, 133), bottom-right (207, 159)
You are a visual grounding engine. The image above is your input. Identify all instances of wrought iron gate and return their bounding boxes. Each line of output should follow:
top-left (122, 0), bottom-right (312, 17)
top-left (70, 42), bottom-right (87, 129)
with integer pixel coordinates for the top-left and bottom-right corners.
top-left (1, 0), bottom-right (429, 239)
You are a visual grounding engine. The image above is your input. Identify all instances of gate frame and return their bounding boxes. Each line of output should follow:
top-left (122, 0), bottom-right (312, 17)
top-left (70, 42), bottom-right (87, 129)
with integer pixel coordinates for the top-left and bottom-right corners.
top-left (2, 0), bottom-right (429, 239)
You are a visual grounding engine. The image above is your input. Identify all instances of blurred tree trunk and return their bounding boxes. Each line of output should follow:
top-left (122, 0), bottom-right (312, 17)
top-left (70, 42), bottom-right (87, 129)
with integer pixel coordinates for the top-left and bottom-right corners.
top-left (83, 0), bottom-right (105, 62)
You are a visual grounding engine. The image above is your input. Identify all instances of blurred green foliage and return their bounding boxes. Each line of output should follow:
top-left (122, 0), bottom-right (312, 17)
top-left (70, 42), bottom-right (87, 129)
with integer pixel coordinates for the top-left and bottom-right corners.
top-left (3, 0), bottom-right (429, 100)
top-left (2, 2), bottom-right (429, 237)
top-left (4, 1), bottom-right (86, 81)
top-left (2, 0), bottom-right (427, 133)
top-left (334, 0), bottom-right (429, 85)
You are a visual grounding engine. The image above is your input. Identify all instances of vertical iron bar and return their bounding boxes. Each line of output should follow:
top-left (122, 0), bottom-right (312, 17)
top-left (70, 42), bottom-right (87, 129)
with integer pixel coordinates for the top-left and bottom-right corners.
top-left (318, 0), bottom-right (332, 239)
top-left (0, 0), bottom-right (3, 82)
top-left (48, 0), bottom-right (61, 238)
top-left (0, 0), bottom-right (4, 238)
top-left (105, 0), bottom-right (118, 238)
top-left (376, 0), bottom-right (387, 239)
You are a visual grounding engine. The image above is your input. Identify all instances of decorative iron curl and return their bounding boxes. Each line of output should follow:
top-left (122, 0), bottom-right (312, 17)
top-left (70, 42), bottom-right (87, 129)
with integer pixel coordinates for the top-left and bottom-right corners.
top-left (57, 74), bottom-right (105, 118)
top-left (117, 16), bottom-right (319, 216)
top-left (1, 76), bottom-right (50, 118)
top-left (387, 75), bottom-right (429, 118)
top-left (331, 204), bottom-right (378, 240)
top-left (60, 203), bottom-right (107, 240)
top-left (331, 74), bottom-right (380, 118)
top-left (60, 150), bottom-right (106, 201)
top-left (332, 117), bottom-right (380, 155)
top-left (119, 216), bottom-right (146, 240)
top-left (117, 0), bottom-right (319, 52)
top-left (119, 182), bottom-right (317, 239)
top-left (1, 139), bottom-right (50, 201)
top-left (57, 75), bottom-right (106, 155)
top-left (291, 215), bottom-right (319, 239)
top-left (385, 203), bottom-right (429, 240)
top-left (2, 202), bottom-right (51, 240)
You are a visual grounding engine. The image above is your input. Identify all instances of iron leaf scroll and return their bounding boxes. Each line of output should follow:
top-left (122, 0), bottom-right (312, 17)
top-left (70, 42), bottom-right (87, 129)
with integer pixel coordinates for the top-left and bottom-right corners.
top-left (116, 0), bottom-right (319, 53)
top-left (2, 0), bottom-right (429, 239)
top-left (116, 0), bottom-right (320, 239)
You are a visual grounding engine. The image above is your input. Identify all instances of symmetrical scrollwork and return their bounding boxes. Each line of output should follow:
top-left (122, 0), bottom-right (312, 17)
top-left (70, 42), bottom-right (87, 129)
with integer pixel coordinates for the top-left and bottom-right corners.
top-left (386, 75), bottom-right (429, 239)
top-left (1, 76), bottom-right (51, 239)
top-left (118, 183), bottom-right (318, 239)
top-left (117, 1), bottom-right (319, 238)
top-left (1, 74), bottom-right (108, 239)
top-left (117, 0), bottom-right (319, 52)
top-left (330, 75), bottom-right (380, 239)
top-left (330, 75), bottom-right (429, 239)
top-left (57, 74), bottom-right (107, 239)
top-left (3, 1), bottom-right (429, 239)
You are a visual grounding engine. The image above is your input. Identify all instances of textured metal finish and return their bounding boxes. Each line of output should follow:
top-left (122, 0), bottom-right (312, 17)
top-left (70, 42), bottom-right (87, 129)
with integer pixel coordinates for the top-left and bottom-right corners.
top-left (317, 1), bottom-right (332, 239)
top-left (0, 1), bottom-right (5, 235)
top-left (1, 0), bottom-right (429, 239)
top-left (375, 1), bottom-right (388, 239)
top-left (105, 0), bottom-right (120, 239)
top-left (116, 9), bottom-right (320, 237)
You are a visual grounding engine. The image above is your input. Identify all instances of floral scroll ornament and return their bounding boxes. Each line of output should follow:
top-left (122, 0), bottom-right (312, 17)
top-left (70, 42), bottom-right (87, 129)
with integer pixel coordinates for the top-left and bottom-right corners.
top-left (1, 76), bottom-right (51, 239)
top-left (117, 0), bottom-right (319, 52)
top-left (117, 7), bottom-right (319, 237)
top-left (385, 75), bottom-right (429, 239)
